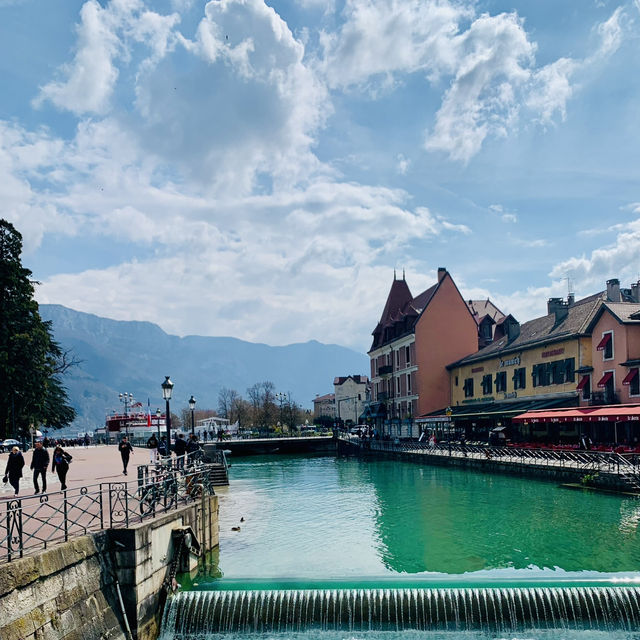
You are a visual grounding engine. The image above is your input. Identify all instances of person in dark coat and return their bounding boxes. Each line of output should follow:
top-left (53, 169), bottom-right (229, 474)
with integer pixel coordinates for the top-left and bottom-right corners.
top-left (157, 436), bottom-right (168, 457)
top-left (187, 435), bottom-right (201, 462)
top-left (30, 441), bottom-right (50, 494)
top-left (146, 434), bottom-right (158, 464)
top-left (118, 437), bottom-right (133, 475)
top-left (174, 434), bottom-right (187, 469)
top-left (4, 446), bottom-right (25, 495)
top-left (51, 445), bottom-right (73, 490)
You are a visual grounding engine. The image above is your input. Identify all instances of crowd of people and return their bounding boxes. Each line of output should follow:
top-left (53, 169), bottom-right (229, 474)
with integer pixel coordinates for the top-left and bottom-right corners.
top-left (1, 431), bottom-right (204, 497)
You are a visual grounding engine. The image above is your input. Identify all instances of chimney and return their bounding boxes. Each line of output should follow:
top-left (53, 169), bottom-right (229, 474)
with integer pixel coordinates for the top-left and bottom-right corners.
top-left (631, 281), bottom-right (640, 303)
top-left (567, 293), bottom-right (575, 306)
top-left (547, 297), bottom-right (569, 323)
top-left (607, 278), bottom-right (621, 302)
top-left (437, 267), bottom-right (447, 283)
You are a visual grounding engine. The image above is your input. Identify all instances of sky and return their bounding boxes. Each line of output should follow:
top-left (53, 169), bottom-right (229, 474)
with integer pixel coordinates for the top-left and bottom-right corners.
top-left (2, 0), bottom-right (640, 353)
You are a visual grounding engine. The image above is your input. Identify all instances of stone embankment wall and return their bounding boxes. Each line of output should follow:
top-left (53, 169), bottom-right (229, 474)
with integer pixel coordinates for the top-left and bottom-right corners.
top-left (0, 494), bottom-right (219, 640)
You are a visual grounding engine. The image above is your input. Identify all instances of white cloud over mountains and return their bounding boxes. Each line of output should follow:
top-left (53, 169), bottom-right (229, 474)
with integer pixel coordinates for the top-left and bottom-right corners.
top-left (1, 0), bottom-right (636, 350)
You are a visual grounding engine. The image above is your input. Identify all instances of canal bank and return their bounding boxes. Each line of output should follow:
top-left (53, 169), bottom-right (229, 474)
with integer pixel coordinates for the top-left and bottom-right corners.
top-left (339, 437), bottom-right (640, 494)
top-left (0, 494), bottom-right (218, 640)
top-left (204, 435), bottom-right (336, 457)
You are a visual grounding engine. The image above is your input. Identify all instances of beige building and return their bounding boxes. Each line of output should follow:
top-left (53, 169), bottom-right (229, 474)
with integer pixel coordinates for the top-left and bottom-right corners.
top-left (334, 375), bottom-right (369, 425)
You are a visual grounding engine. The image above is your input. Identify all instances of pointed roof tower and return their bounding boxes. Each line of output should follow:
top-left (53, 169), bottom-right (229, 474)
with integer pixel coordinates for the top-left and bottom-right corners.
top-left (378, 273), bottom-right (413, 328)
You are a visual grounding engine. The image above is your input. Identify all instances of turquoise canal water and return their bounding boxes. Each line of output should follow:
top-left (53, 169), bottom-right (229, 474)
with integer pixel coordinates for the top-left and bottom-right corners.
top-left (165, 455), bottom-right (640, 638)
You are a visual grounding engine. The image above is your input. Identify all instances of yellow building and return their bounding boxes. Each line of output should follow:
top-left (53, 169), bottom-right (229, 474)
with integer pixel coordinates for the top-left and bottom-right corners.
top-left (443, 294), bottom-right (601, 440)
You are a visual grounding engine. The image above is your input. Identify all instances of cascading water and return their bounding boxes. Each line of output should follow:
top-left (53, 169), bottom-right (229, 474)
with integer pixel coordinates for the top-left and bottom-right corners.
top-left (160, 586), bottom-right (640, 637)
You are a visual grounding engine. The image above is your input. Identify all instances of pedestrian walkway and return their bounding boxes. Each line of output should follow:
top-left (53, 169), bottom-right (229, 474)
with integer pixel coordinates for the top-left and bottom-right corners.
top-left (0, 444), bottom-right (142, 499)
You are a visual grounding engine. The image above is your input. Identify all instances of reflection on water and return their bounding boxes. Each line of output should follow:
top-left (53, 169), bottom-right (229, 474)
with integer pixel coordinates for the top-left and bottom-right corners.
top-left (206, 455), bottom-right (640, 582)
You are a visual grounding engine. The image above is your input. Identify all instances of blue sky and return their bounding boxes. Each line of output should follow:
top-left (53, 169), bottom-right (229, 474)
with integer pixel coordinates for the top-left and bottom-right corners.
top-left (2, 0), bottom-right (640, 352)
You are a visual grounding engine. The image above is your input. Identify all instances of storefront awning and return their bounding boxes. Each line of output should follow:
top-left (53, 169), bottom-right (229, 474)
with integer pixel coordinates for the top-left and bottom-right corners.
top-left (576, 375), bottom-right (590, 391)
top-left (513, 405), bottom-right (640, 423)
top-left (419, 397), bottom-right (575, 422)
top-left (596, 333), bottom-right (611, 351)
top-left (622, 368), bottom-right (638, 386)
top-left (597, 371), bottom-right (613, 388)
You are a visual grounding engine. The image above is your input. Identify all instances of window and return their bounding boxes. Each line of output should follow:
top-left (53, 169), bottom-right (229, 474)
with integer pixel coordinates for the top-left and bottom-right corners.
top-left (396, 350), bottom-right (399, 368)
top-left (407, 373), bottom-right (412, 394)
top-left (551, 360), bottom-right (564, 385)
top-left (463, 378), bottom-right (474, 398)
top-left (597, 331), bottom-right (614, 360)
top-left (405, 346), bottom-right (410, 365)
top-left (513, 367), bottom-right (526, 390)
top-left (396, 376), bottom-right (401, 394)
top-left (495, 371), bottom-right (507, 393)
top-left (581, 375), bottom-right (591, 401)
top-left (482, 374), bottom-right (493, 395)
top-left (564, 358), bottom-right (575, 383)
top-left (455, 376), bottom-right (459, 387)
top-left (631, 370), bottom-right (640, 396)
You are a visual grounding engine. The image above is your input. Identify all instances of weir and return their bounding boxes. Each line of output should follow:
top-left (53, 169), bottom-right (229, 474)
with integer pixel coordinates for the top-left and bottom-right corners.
top-left (161, 586), bottom-right (640, 636)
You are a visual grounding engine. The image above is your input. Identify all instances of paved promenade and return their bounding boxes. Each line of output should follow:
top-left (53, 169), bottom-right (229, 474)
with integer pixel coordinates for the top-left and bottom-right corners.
top-left (0, 443), bottom-right (157, 499)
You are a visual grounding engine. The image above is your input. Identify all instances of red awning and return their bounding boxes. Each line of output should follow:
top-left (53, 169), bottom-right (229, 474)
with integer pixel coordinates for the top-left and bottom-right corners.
top-left (513, 406), bottom-right (640, 423)
top-left (576, 375), bottom-right (590, 391)
top-left (596, 333), bottom-right (611, 351)
top-left (597, 371), bottom-right (613, 388)
top-left (622, 368), bottom-right (638, 386)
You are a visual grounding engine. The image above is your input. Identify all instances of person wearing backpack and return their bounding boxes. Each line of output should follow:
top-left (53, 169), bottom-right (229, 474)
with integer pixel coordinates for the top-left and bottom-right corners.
top-left (51, 445), bottom-right (73, 491)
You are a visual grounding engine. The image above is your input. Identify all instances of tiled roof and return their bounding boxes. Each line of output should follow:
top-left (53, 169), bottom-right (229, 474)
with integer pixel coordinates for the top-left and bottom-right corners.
top-left (466, 299), bottom-right (505, 324)
top-left (378, 278), bottom-right (413, 327)
top-left (451, 293), bottom-right (604, 366)
top-left (334, 375), bottom-right (369, 385)
top-left (601, 302), bottom-right (640, 323)
top-left (313, 393), bottom-right (335, 403)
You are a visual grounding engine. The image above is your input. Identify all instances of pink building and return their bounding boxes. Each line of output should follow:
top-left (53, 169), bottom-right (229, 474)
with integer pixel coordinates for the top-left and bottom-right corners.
top-left (585, 301), bottom-right (640, 405)
top-left (368, 269), bottom-right (483, 437)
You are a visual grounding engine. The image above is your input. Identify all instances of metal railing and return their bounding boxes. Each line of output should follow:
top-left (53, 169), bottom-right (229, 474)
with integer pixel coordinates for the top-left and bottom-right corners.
top-left (0, 461), bottom-right (218, 564)
top-left (341, 435), bottom-right (640, 479)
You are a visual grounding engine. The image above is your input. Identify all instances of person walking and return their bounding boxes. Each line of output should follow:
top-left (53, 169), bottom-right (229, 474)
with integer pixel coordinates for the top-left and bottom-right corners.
top-left (30, 441), bottom-right (50, 494)
top-left (3, 446), bottom-right (25, 495)
top-left (118, 437), bottom-right (133, 475)
top-left (146, 434), bottom-right (158, 464)
top-left (51, 445), bottom-right (73, 490)
top-left (174, 433), bottom-right (187, 469)
top-left (187, 434), bottom-right (201, 463)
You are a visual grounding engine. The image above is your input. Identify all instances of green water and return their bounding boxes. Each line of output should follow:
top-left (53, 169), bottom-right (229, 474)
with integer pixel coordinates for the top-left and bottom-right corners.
top-left (189, 455), bottom-right (640, 587)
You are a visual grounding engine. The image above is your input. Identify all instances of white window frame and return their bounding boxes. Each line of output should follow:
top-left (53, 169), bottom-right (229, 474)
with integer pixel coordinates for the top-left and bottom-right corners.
top-left (628, 368), bottom-right (640, 398)
top-left (602, 330), bottom-right (614, 361)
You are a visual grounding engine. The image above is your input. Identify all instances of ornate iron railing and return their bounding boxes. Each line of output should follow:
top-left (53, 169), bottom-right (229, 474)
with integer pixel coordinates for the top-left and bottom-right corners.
top-left (341, 435), bottom-right (640, 479)
top-left (0, 463), bottom-right (217, 563)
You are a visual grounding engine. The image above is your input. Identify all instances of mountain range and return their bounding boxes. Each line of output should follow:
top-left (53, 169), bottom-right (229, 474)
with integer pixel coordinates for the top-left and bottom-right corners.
top-left (39, 305), bottom-right (369, 431)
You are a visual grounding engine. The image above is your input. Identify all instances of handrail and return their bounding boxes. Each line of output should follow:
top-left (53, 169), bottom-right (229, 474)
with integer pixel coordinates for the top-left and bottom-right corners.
top-left (0, 462), bottom-right (218, 564)
top-left (340, 435), bottom-right (640, 482)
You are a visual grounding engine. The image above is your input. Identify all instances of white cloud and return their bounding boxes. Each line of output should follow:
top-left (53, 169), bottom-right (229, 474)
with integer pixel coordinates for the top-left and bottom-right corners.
top-left (489, 204), bottom-right (517, 223)
top-left (396, 154), bottom-right (410, 175)
top-left (550, 217), bottom-right (640, 292)
top-left (319, 1), bottom-right (628, 163)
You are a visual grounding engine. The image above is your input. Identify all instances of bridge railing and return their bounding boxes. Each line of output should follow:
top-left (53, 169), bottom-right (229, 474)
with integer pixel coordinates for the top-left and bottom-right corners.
top-left (341, 435), bottom-right (640, 477)
top-left (0, 463), bottom-right (218, 564)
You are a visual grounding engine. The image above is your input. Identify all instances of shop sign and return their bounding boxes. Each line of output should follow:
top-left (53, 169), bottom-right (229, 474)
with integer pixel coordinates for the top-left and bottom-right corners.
top-left (499, 356), bottom-right (520, 368)
top-left (471, 366), bottom-right (484, 373)
top-left (503, 392), bottom-right (517, 399)
top-left (542, 347), bottom-right (565, 358)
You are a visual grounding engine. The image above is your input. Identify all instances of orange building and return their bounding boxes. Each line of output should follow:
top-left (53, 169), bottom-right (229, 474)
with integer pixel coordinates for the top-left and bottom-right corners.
top-left (367, 269), bottom-right (483, 437)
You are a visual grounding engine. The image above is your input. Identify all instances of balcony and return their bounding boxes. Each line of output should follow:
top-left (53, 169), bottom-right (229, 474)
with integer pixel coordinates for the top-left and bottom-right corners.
top-left (378, 365), bottom-right (393, 376)
top-left (377, 392), bottom-right (394, 401)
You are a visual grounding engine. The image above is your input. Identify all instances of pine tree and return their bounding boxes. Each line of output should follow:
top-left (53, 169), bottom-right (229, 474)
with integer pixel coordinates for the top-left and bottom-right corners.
top-left (0, 219), bottom-right (76, 439)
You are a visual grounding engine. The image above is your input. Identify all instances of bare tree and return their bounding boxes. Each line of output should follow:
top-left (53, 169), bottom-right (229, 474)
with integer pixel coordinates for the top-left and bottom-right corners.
top-left (218, 387), bottom-right (239, 419)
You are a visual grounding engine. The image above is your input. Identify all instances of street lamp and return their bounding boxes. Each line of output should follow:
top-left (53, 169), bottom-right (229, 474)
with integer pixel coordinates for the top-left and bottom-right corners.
top-left (155, 408), bottom-right (162, 443)
top-left (161, 376), bottom-right (174, 447)
top-left (189, 395), bottom-right (196, 436)
top-left (119, 392), bottom-right (134, 437)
